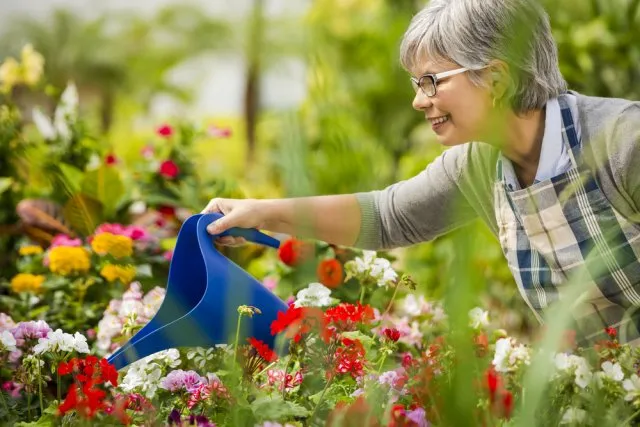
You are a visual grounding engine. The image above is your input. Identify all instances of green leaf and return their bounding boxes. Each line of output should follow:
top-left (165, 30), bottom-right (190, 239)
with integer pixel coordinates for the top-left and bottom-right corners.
top-left (251, 395), bottom-right (310, 421)
top-left (58, 163), bottom-right (84, 194)
top-left (63, 193), bottom-right (103, 236)
top-left (81, 165), bottom-right (125, 218)
top-left (0, 177), bottom-right (13, 194)
top-left (341, 330), bottom-right (375, 352)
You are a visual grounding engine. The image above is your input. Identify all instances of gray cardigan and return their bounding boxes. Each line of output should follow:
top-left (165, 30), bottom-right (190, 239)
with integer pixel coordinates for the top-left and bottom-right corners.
top-left (354, 92), bottom-right (640, 250)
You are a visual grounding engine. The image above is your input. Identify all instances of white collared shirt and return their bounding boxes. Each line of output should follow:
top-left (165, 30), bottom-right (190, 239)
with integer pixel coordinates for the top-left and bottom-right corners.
top-left (503, 95), bottom-right (579, 190)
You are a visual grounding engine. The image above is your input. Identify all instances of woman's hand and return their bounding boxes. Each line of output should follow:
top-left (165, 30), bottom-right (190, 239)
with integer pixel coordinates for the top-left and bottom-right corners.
top-left (201, 198), bottom-right (269, 246)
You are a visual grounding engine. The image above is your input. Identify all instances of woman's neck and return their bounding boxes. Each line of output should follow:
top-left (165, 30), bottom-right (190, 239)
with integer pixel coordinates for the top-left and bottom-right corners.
top-left (498, 108), bottom-right (546, 187)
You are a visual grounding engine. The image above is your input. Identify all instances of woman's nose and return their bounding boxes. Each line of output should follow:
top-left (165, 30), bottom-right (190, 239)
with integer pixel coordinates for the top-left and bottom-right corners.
top-left (412, 90), bottom-right (433, 111)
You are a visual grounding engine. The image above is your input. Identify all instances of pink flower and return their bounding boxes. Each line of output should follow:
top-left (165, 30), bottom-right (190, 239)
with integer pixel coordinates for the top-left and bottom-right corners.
top-left (286, 296), bottom-right (295, 307)
top-left (207, 124), bottom-right (232, 138)
top-left (94, 223), bottom-right (152, 242)
top-left (2, 381), bottom-right (23, 398)
top-left (160, 370), bottom-right (205, 393)
top-left (405, 407), bottom-right (429, 427)
top-left (163, 250), bottom-right (173, 262)
top-left (156, 124), bottom-right (174, 138)
top-left (11, 321), bottom-right (52, 347)
top-left (263, 277), bottom-right (278, 291)
top-left (50, 234), bottom-right (83, 248)
top-left (159, 160), bottom-right (180, 179)
top-left (0, 313), bottom-right (16, 332)
top-left (140, 144), bottom-right (155, 159)
top-left (265, 369), bottom-right (302, 392)
top-left (86, 329), bottom-right (96, 340)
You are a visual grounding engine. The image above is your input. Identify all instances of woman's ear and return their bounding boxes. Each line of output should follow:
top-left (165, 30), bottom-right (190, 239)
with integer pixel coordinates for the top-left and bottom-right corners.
top-left (487, 60), bottom-right (512, 100)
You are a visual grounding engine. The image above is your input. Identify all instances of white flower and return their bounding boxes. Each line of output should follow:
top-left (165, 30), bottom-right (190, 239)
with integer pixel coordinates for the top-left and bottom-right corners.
top-left (554, 353), bottom-right (592, 389)
top-left (560, 407), bottom-right (586, 425)
top-left (347, 251), bottom-right (398, 288)
top-left (32, 329), bottom-right (89, 355)
top-left (97, 314), bottom-right (123, 352)
top-left (31, 82), bottom-right (78, 143)
top-left (0, 330), bottom-right (17, 352)
top-left (119, 349), bottom-right (181, 398)
top-left (129, 201), bottom-right (147, 215)
top-left (599, 361), bottom-right (624, 383)
top-left (468, 307), bottom-right (490, 329)
top-left (623, 374), bottom-right (640, 401)
top-left (492, 338), bottom-right (530, 373)
top-left (294, 283), bottom-right (333, 308)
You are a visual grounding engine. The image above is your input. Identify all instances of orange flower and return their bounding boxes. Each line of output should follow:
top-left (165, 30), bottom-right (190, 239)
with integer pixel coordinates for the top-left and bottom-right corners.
top-left (317, 258), bottom-right (343, 288)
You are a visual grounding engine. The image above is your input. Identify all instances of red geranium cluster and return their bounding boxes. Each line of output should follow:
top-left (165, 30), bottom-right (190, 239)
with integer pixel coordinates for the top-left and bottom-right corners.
top-left (332, 338), bottom-right (366, 379)
top-left (485, 367), bottom-right (514, 420)
top-left (57, 356), bottom-right (120, 420)
top-left (324, 303), bottom-right (375, 331)
top-left (248, 337), bottom-right (278, 363)
top-left (270, 305), bottom-right (330, 343)
top-left (277, 238), bottom-right (314, 266)
top-left (317, 258), bottom-right (344, 288)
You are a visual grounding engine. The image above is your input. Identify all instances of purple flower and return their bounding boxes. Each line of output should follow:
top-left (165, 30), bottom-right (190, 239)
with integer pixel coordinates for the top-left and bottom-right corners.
top-left (160, 370), bottom-right (205, 393)
top-left (168, 409), bottom-right (182, 425)
top-left (11, 321), bottom-right (51, 347)
top-left (167, 409), bottom-right (215, 427)
top-left (405, 407), bottom-right (429, 427)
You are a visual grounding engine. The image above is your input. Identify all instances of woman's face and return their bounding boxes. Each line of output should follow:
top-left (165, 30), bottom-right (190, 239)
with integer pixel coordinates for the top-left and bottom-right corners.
top-left (410, 58), bottom-right (495, 147)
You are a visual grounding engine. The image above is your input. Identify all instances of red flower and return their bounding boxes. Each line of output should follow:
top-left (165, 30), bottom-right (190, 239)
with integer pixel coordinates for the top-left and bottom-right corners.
top-left (401, 353), bottom-right (415, 369)
top-left (158, 160), bottom-right (180, 179)
top-left (271, 306), bottom-right (330, 343)
top-left (485, 367), bottom-right (501, 402)
top-left (157, 204), bottom-right (176, 218)
top-left (317, 258), bottom-right (344, 288)
top-left (277, 238), bottom-right (313, 266)
top-left (156, 124), bottom-right (174, 137)
top-left (325, 303), bottom-right (375, 331)
top-left (605, 327), bottom-right (617, 339)
top-left (501, 390), bottom-right (514, 419)
top-left (105, 153), bottom-right (118, 165)
top-left (57, 357), bottom-right (119, 419)
top-left (474, 333), bottom-right (489, 356)
top-left (208, 124), bottom-right (232, 138)
top-left (248, 337), bottom-right (278, 362)
top-left (333, 338), bottom-right (366, 379)
top-left (383, 328), bottom-right (401, 342)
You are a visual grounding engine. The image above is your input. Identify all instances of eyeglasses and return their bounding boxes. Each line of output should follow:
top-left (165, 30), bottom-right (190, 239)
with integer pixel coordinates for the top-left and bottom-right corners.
top-left (410, 67), bottom-right (471, 97)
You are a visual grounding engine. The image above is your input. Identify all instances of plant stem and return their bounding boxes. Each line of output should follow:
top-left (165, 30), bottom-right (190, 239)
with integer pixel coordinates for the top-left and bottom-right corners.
top-left (281, 354), bottom-right (292, 400)
top-left (27, 392), bottom-right (31, 421)
top-left (37, 357), bottom-right (44, 416)
top-left (233, 315), bottom-right (243, 363)
top-left (382, 284), bottom-right (400, 317)
top-left (255, 361), bottom-right (277, 378)
top-left (377, 352), bottom-right (388, 373)
top-left (309, 375), bottom-right (334, 424)
top-left (57, 371), bottom-right (61, 402)
top-left (623, 407), bottom-right (640, 426)
top-left (359, 286), bottom-right (366, 304)
top-left (0, 390), bottom-right (9, 414)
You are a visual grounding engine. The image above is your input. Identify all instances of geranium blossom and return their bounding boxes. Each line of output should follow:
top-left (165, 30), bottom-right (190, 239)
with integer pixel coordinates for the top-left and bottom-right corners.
top-left (160, 369), bottom-right (206, 393)
top-left (492, 338), bottom-right (530, 373)
top-left (33, 329), bottom-right (90, 354)
top-left (554, 353), bottom-right (592, 389)
top-left (11, 320), bottom-right (52, 347)
top-left (294, 282), bottom-right (333, 308)
top-left (469, 307), bottom-right (490, 329)
top-left (623, 374), bottom-right (640, 402)
top-left (119, 349), bottom-right (181, 398)
top-left (0, 331), bottom-right (17, 352)
top-left (345, 250), bottom-right (398, 288)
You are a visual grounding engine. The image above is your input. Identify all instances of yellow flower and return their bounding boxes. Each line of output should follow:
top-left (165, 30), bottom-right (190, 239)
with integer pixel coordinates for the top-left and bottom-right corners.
top-left (91, 233), bottom-right (133, 259)
top-left (20, 44), bottom-right (44, 86)
top-left (0, 57), bottom-right (20, 93)
top-left (10, 273), bottom-right (45, 293)
top-left (49, 246), bottom-right (91, 276)
top-left (100, 264), bottom-right (136, 284)
top-left (19, 245), bottom-right (43, 256)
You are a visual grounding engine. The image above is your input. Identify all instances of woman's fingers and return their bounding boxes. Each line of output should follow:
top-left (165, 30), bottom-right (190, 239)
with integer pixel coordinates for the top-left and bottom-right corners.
top-left (215, 236), bottom-right (247, 246)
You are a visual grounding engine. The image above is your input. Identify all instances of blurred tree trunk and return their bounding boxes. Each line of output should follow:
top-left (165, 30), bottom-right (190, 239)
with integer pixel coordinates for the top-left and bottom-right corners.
top-left (244, 0), bottom-right (264, 166)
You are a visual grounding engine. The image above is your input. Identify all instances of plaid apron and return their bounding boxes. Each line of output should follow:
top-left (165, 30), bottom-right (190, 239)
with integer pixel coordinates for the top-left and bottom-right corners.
top-left (494, 95), bottom-right (640, 345)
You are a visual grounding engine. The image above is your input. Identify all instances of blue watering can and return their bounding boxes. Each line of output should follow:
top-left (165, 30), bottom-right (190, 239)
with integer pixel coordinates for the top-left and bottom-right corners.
top-left (106, 213), bottom-right (289, 370)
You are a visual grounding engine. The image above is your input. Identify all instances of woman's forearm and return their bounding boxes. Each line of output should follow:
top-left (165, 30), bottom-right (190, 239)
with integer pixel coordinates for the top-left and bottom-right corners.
top-left (260, 194), bottom-right (362, 247)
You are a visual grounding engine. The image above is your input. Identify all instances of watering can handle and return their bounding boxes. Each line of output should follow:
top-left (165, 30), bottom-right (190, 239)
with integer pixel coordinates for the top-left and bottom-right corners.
top-left (200, 213), bottom-right (281, 249)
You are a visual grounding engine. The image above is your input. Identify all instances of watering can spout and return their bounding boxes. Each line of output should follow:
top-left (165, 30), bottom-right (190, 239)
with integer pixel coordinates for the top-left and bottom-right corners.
top-left (106, 213), bottom-right (288, 370)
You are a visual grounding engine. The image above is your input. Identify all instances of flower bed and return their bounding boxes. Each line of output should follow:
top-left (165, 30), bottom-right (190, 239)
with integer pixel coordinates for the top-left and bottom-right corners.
top-left (2, 240), bottom-right (640, 426)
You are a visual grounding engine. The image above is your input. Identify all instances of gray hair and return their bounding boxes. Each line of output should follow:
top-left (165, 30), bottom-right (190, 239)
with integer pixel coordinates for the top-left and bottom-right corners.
top-left (400, 0), bottom-right (567, 113)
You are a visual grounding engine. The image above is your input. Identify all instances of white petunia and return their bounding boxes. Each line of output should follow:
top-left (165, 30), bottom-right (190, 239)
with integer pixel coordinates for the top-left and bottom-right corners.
top-left (294, 282), bottom-right (333, 308)
top-left (468, 307), bottom-right (490, 329)
top-left (560, 407), bottom-right (586, 425)
top-left (119, 348), bottom-right (181, 398)
top-left (554, 353), bottom-right (592, 389)
top-left (492, 338), bottom-right (530, 373)
top-left (623, 374), bottom-right (640, 402)
top-left (0, 330), bottom-right (17, 352)
top-left (601, 361), bottom-right (624, 381)
top-left (32, 329), bottom-right (89, 355)
top-left (347, 251), bottom-right (398, 288)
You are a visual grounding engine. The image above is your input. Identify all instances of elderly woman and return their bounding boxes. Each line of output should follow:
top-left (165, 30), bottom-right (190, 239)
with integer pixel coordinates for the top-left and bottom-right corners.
top-left (202, 0), bottom-right (640, 344)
